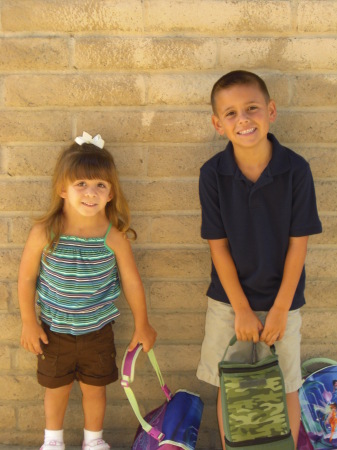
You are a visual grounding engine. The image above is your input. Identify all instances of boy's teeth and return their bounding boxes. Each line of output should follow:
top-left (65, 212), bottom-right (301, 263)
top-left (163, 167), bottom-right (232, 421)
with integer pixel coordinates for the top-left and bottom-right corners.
top-left (239, 128), bottom-right (255, 135)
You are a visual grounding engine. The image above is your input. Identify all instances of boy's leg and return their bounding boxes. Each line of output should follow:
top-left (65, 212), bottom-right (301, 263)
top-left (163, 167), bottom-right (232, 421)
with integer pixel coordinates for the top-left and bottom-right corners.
top-left (79, 382), bottom-right (106, 431)
top-left (44, 383), bottom-right (73, 429)
top-left (286, 391), bottom-right (301, 447)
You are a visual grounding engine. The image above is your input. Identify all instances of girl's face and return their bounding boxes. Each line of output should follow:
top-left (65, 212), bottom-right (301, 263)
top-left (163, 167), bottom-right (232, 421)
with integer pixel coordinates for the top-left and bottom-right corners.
top-left (60, 178), bottom-right (113, 218)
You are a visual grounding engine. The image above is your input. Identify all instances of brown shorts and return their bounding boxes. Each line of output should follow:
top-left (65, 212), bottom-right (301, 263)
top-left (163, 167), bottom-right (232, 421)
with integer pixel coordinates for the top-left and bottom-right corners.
top-left (37, 322), bottom-right (118, 389)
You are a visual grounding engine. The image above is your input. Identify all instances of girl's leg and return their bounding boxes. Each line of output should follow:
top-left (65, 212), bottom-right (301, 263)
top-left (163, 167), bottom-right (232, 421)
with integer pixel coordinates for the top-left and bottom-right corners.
top-left (286, 391), bottom-right (301, 448)
top-left (217, 388), bottom-right (226, 450)
top-left (44, 383), bottom-right (73, 429)
top-left (80, 382), bottom-right (106, 431)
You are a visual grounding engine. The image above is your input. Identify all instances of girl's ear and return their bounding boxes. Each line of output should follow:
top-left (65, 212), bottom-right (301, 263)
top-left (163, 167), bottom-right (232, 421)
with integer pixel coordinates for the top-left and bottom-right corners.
top-left (59, 187), bottom-right (67, 199)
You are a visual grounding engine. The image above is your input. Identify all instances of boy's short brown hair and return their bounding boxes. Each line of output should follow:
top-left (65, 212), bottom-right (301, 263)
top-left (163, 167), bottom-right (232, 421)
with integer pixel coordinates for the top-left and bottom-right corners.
top-left (211, 70), bottom-right (271, 115)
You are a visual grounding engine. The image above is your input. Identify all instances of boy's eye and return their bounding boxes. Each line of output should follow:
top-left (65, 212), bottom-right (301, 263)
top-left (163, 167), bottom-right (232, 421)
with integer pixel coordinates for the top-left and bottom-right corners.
top-left (248, 106), bottom-right (258, 111)
top-left (226, 111), bottom-right (235, 117)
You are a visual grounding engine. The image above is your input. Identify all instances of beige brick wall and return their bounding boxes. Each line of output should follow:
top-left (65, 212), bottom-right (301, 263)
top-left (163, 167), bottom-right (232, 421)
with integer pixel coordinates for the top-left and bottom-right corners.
top-left (0, 1), bottom-right (336, 448)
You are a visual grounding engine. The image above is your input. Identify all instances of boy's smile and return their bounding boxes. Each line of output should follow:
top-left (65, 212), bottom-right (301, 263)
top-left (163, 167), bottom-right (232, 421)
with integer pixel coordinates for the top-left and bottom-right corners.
top-left (212, 84), bottom-right (277, 152)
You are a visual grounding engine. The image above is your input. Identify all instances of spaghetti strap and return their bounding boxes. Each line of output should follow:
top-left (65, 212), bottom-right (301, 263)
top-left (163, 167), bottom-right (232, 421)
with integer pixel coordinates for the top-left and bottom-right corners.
top-left (104, 223), bottom-right (113, 240)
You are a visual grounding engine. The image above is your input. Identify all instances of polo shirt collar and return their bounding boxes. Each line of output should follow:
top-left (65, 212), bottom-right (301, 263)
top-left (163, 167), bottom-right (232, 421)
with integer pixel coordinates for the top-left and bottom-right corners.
top-left (217, 133), bottom-right (291, 177)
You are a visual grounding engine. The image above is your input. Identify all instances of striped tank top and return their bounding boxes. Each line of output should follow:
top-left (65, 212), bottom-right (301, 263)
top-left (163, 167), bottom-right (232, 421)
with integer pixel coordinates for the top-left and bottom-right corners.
top-left (36, 223), bottom-right (121, 335)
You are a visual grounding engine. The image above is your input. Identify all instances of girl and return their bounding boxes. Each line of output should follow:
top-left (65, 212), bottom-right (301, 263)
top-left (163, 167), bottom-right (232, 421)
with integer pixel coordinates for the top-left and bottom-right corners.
top-left (18, 132), bottom-right (157, 450)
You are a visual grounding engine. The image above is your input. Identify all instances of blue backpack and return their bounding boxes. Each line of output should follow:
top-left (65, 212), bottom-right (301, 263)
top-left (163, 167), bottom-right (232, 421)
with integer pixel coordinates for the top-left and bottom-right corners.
top-left (299, 358), bottom-right (337, 449)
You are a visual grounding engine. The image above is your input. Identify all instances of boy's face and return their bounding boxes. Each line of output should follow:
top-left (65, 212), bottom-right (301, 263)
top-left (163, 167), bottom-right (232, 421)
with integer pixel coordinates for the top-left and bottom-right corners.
top-left (211, 83), bottom-right (277, 151)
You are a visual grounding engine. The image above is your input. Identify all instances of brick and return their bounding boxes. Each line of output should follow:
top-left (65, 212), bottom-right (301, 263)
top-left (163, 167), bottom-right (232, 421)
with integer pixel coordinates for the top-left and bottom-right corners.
top-left (129, 215), bottom-right (150, 244)
top-left (301, 342), bottom-right (337, 362)
top-left (0, 283), bottom-right (10, 310)
top-left (272, 112), bottom-right (337, 145)
top-left (75, 37), bottom-right (217, 70)
top-left (0, 218), bottom-right (9, 244)
top-left (0, 375), bottom-right (43, 401)
top-left (0, 181), bottom-right (51, 212)
top-left (0, 345), bottom-right (11, 370)
top-left (11, 216), bottom-right (34, 245)
top-left (305, 280), bottom-right (337, 309)
top-left (296, 147), bottom-right (337, 179)
top-left (147, 144), bottom-right (217, 177)
top-left (0, 38), bottom-right (68, 71)
top-left (145, 0), bottom-right (292, 33)
top-left (5, 74), bottom-right (146, 107)
top-left (310, 215), bottom-right (337, 245)
top-left (123, 180), bottom-right (199, 212)
top-left (135, 249), bottom-right (210, 279)
top-left (18, 404), bottom-right (45, 431)
top-left (315, 181), bottom-right (337, 212)
top-left (3, 0), bottom-right (143, 32)
top-left (0, 405), bottom-right (16, 429)
top-left (77, 111), bottom-right (213, 143)
top-left (0, 112), bottom-right (71, 142)
top-left (291, 75), bottom-right (337, 107)
top-left (6, 145), bottom-right (61, 177)
top-left (150, 215), bottom-right (204, 244)
top-left (298, 1), bottom-right (337, 32)
top-left (0, 250), bottom-right (22, 281)
top-left (109, 145), bottom-right (147, 177)
top-left (302, 310), bottom-right (337, 340)
top-left (306, 248), bottom-right (337, 278)
top-left (150, 281), bottom-right (209, 310)
top-left (12, 347), bottom-right (37, 373)
top-left (219, 38), bottom-right (337, 71)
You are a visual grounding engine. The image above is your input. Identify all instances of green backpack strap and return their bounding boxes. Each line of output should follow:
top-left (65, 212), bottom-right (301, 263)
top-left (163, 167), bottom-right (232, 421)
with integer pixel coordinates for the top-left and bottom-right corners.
top-left (301, 357), bottom-right (337, 378)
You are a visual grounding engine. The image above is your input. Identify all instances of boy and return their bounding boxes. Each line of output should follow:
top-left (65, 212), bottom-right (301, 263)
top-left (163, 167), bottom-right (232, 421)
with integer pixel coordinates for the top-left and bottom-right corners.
top-left (197, 70), bottom-right (322, 448)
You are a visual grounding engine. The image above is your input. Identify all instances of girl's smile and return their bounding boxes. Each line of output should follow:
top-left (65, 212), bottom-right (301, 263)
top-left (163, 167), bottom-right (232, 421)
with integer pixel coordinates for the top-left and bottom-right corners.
top-left (61, 179), bottom-right (113, 217)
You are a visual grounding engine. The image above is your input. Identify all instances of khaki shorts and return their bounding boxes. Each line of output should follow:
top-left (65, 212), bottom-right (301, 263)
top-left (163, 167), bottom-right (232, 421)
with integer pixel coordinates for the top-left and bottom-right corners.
top-left (197, 298), bottom-right (302, 393)
top-left (37, 322), bottom-right (118, 388)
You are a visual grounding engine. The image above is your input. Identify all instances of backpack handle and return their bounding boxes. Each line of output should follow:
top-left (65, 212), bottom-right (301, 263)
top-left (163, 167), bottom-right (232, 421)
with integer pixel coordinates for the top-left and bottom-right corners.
top-left (222, 334), bottom-right (276, 361)
top-left (301, 357), bottom-right (337, 378)
top-left (120, 344), bottom-right (172, 442)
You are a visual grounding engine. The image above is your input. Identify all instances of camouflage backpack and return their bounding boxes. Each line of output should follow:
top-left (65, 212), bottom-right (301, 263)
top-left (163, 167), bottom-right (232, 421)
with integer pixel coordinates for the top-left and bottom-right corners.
top-left (219, 336), bottom-right (294, 449)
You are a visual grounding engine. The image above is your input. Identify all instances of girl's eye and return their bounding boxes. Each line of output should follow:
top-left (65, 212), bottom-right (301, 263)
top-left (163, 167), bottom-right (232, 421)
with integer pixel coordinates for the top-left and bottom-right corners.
top-left (76, 181), bottom-right (86, 187)
top-left (98, 183), bottom-right (106, 188)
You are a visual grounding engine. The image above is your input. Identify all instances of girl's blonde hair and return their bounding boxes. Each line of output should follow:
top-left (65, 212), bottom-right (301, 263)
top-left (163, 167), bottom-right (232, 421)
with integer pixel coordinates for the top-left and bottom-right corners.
top-left (37, 142), bottom-right (136, 251)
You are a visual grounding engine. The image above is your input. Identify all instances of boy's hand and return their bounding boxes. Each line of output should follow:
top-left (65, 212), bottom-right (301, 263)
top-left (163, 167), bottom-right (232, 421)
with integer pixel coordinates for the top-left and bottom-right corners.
top-left (235, 309), bottom-right (264, 343)
top-left (128, 323), bottom-right (157, 353)
top-left (21, 322), bottom-right (48, 355)
top-left (260, 306), bottom-right (288, 346)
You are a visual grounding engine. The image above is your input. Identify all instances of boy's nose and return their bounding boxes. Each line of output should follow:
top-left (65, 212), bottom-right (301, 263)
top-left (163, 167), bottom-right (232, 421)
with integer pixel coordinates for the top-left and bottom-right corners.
top-left (237, 111), bottom-right (249, 122)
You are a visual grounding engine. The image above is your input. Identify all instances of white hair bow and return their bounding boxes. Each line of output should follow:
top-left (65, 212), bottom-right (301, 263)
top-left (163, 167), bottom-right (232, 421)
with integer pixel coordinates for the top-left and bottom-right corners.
top-left (75, 132), bottom-right (105, 149)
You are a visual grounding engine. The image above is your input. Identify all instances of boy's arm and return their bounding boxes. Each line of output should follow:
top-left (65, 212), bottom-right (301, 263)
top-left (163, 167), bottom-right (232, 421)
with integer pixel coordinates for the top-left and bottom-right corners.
top-left (208, 238), bottom-right (263, 343)
top-left (260, 235), bottom-right (308, 346)
top-left (106, 228), bottom-right (157, 352)
top-left (18, 224), bottom-right (49, 355)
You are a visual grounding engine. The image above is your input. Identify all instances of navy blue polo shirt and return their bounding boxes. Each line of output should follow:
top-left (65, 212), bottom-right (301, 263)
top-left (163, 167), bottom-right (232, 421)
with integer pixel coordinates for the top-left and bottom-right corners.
top-left (199, 133), bottom-right (322, 311)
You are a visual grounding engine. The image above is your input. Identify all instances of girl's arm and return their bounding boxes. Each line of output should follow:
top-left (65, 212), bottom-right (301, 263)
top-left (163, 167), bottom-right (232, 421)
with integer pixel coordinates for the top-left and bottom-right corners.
top-left (208, 238), bottom-right (263, 343)
top-left (260, 235), bottom-right (309, 346)
top-left (18, 224), bottom-right (49, 355)
top-left (107, 228), bottom-right (157, 352)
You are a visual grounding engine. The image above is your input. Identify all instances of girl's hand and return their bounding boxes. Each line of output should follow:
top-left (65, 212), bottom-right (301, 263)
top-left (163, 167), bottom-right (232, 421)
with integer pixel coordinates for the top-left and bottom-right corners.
top-left (128, 323), bottom-right (157, 353)
top-left (260, 306), bottom-right (288, 346)
top-left (235, 308), bottom-right (264, 343)
top-left (21, 322), bottom-right (48, 355)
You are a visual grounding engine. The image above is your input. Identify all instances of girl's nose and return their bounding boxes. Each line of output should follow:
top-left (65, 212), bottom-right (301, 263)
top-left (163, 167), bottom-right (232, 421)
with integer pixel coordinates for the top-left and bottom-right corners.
top-left (85, 186), bottom-right (97, 196)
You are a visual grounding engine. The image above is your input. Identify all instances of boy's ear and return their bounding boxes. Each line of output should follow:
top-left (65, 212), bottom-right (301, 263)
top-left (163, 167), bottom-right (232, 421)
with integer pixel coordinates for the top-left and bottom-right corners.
top-left (268, 100), bottom-right (277, 123)
top-left (212, 114), bottom-right (226, 136)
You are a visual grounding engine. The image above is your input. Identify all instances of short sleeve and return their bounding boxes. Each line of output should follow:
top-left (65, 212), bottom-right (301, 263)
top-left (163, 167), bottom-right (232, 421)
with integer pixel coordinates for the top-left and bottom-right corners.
top-left (290, 164), bottom-right (322, 237)
top-left (199, 165), bottom-right (227, 240)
